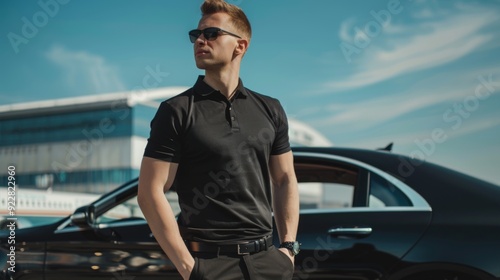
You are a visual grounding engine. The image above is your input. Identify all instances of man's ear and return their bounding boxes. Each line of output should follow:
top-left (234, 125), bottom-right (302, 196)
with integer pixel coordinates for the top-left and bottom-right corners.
top-left (235, 38), bottom-right (249, 56)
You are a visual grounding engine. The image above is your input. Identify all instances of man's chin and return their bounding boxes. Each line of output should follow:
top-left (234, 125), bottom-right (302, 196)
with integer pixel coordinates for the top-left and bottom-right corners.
top-left (195, 61), bottom-right (207, 70)
top-left (195, 60), bottom-right (222, 71)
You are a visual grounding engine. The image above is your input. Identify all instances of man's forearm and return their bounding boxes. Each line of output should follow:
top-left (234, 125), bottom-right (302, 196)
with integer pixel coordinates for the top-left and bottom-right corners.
top-left (273, 178), bottom-right (300, 243)
top-left (138, 189), bottom-right (194, 278)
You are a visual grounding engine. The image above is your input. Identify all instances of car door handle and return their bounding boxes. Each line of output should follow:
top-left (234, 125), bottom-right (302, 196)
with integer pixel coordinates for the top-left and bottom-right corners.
top-left (328, 227), bottom-right (372, 238)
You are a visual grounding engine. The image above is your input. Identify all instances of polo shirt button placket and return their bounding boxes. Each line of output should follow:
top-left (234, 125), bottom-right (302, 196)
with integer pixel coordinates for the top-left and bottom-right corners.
top-left (226, 103), bottom-right (232, 124)
top-left (227, 104), bottom-right (240, 132)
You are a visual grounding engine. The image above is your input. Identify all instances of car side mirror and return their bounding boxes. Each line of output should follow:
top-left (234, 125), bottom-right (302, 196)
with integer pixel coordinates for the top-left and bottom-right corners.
top-left (70, 205), bottom-right (95, 227)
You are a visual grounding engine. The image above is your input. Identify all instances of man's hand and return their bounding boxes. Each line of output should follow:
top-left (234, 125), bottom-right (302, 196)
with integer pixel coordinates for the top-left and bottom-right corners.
top-left (180, 258), bottom-right (195, 280)
top-left (279, 247), bottom-right (295, 266)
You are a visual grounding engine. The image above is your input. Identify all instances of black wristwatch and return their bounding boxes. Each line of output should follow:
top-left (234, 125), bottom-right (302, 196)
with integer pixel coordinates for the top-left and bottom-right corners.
top-left (280, 241), bottom-right (301, 256)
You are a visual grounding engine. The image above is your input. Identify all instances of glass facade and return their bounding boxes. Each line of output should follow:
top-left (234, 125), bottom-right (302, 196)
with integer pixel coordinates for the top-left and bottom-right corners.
top-left (0, 103), bottom-right (160, 194)
top-left (0, 108), bottom-right (133, 146)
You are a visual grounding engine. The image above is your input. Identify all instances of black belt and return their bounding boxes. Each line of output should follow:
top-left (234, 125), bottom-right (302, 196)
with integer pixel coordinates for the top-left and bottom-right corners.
top-left (186, 236), bottom-right (273, 255)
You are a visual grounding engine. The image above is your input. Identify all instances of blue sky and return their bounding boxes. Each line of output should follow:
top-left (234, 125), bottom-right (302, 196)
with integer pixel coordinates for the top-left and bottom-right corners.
top-left (1, 0), bottom-right (500, 184)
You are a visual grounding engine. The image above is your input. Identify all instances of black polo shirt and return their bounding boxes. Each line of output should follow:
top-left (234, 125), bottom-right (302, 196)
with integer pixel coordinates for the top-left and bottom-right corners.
top-left (144, 75), bottom-right (291, 242)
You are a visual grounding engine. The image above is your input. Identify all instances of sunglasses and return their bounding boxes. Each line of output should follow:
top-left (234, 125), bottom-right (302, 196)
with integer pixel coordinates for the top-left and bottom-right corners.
top-left (189, 27), bottom-right (242, 43)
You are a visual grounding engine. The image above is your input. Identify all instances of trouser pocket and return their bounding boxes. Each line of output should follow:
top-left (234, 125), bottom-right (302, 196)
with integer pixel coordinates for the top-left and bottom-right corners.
top-left (275, 247), bottom-right (294, 270)
top-left (189, 257), bottom-right (202, 280)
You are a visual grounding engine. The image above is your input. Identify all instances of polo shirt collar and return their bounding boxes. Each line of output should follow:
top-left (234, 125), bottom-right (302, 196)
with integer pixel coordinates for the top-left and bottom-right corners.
top-left (194, 75), bottom-right (248, 98)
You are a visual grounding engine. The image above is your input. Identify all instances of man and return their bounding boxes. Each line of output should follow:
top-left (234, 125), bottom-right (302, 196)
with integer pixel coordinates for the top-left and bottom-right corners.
top-left (137, 1), bottom-right (299, 279)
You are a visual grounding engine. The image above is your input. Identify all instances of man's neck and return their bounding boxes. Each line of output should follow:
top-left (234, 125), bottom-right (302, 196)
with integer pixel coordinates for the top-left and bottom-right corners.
top-left (203, 68), bottom-right (240, 99)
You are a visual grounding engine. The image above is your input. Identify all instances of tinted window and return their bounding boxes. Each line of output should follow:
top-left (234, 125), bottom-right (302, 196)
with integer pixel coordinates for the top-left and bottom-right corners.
top-left (295, 163), bottom-right (357, 210)
top-left (368, 172), bottom-right (412, 207)
top-left (299, 182), bottom-right (354, 209)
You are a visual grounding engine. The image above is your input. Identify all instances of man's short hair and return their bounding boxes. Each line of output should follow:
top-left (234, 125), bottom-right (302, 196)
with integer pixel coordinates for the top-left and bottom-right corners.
top-left (201, 0), bottom-right (252, 40)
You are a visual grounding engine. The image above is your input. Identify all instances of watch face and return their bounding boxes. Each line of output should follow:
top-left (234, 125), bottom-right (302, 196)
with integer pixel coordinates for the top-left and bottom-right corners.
top-left (292, 241), bottom-right (300, 255)
top-left (281, 241), bottom-right (301, 255)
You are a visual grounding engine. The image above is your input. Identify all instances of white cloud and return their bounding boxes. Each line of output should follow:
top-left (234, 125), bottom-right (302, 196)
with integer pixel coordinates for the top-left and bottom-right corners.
top-left (447, 115), bottom-right (500, 139)
top-left (412, 8), bottom-right (433, 19)
top-left (45, 45), bottom-right (126, 94)
top-left (344, 113), bottom-right (500, 149)
top-left (313, 89), bottom-right (457, 130)
top-left (311, 65), bottom-right (500, 131)
top-left (328, 5), bottom-right (499, 91)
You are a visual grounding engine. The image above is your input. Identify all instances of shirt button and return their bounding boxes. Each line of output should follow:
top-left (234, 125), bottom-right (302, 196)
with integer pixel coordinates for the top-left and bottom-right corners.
top-left (229, 107), bottom-right (232, 111)
top-left (231, 116), bottom-right (235, 121)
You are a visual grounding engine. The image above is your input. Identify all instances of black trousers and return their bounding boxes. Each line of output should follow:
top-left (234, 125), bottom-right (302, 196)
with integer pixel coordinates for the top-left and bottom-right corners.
top-left (189, 246), bottom-right (294, 280)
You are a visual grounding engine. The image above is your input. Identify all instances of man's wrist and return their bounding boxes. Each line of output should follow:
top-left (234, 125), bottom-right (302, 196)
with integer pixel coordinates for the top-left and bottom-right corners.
top-left (179, 257), bottom-right (195, 280)
top-left (279, 241), bottom-right (301, 256)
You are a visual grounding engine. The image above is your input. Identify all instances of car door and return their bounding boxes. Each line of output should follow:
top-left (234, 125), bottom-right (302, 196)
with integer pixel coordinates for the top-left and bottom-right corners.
top-left (44, 182), bottom-right (182, 280)
top-left (292, 152), bottom-right (432, 280)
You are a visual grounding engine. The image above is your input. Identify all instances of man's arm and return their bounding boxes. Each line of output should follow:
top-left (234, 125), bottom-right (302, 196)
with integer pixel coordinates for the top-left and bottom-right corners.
top-left (269, 151), bottom-right (299, 261)
top-left (137, 157), bottom-right (194, 280)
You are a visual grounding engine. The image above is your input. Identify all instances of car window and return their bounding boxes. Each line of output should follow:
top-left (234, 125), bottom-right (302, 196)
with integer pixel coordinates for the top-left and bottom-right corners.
top-left (299, 182), bottom-right (354, 209)
top-left (295, 163), bottom-right (357, 210)
top-left (368, 172), bottom-right (412, 207)
top-left (95, 191), bottom-right (181, 225)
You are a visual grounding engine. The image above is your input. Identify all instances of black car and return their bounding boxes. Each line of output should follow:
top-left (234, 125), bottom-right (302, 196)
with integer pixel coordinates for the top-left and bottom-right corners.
top-left (2, 147), bottom-right (500, 280)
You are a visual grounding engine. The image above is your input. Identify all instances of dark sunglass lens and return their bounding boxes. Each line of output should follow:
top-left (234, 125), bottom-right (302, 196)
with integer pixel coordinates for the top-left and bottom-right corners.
top-left (203, 28), bottom-right (220, 41)
top-left (189, 30), bottom-right (201, 43)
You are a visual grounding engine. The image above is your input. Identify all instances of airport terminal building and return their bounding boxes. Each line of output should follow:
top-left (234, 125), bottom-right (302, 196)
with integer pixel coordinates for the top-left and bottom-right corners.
top-left (0, 88), bottom-right (331, 194)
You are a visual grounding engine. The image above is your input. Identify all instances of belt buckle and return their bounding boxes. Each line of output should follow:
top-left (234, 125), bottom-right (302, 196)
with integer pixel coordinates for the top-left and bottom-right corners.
top-left (237, 244), bottom-right (250, 255)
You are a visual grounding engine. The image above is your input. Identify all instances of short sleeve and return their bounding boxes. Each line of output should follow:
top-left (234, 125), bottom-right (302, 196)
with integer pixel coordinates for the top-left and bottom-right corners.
top-left (143, 101), bottom-right (183, 162)
top-left (271, 100), bottom-right (291, 155)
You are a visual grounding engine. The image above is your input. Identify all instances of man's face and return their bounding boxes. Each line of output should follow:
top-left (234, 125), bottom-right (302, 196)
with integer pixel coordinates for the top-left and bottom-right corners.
top-left (193, 13), bottom-right (241, 70)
